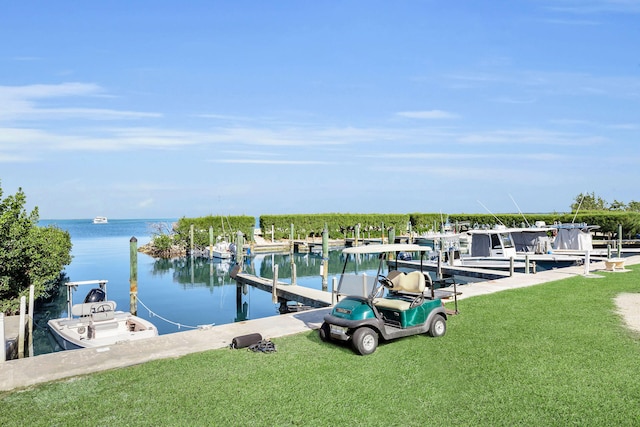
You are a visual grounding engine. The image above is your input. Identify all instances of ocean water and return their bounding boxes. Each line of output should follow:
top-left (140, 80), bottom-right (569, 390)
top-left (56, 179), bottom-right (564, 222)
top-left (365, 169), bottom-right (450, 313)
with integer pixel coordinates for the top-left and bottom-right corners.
top-left (33, 218), bottom-right (379, 355)
top-left (32, 219), bottom-right (277, 354)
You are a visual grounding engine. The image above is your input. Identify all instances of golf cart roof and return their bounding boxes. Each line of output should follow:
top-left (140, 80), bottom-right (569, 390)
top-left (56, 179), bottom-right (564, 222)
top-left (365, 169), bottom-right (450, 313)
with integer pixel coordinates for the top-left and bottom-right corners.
top-left (342, 244), bottom-right (430, 255)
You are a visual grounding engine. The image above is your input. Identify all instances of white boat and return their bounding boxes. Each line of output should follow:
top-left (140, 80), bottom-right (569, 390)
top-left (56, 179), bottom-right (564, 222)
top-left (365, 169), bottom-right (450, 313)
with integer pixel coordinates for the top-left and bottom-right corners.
top-left (93, 216), bottom-right (108, 224)
top-left (209, 241), bottom-right (236, 259)
top-left (48, 280), bottom-right (157, 351)
top-left (460, 224), bottom-right (592, 268)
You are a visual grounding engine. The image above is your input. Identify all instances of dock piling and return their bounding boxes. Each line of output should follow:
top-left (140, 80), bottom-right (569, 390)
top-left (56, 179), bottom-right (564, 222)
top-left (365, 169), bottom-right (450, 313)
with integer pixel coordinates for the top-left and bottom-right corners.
top-left (130, 236), bottom-right (138, 315)
top-left (584, 250), bottom-right (591, 275)
top-left (0, 313), bottom-right (5, 362)
top-left (322, 227), bottom-right (329, 291)
top-left (209, 226), bottom-right (214, 260)
top-left (28, 285), bottom-right (34, 357)
top-left (272, 265), bottom-right (279, 303)
top-left (18, 296), bottom-right (25, 359)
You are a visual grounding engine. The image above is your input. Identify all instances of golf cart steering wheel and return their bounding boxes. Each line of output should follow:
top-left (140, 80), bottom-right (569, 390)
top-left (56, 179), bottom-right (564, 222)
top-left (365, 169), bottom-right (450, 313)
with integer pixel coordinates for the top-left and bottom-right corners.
top-left (377, 274), bottom-right (394, 289)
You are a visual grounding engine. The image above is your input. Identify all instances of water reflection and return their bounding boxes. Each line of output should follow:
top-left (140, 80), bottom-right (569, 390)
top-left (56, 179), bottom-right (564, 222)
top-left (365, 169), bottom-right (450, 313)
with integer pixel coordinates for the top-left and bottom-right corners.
top-left (32, 247), bottom-right (386, 355)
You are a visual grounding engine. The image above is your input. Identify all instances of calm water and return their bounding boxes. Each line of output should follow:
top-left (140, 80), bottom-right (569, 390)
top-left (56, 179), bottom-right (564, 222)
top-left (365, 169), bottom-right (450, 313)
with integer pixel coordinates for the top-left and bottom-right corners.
top-left (33, 219), bottom-right (381, 355)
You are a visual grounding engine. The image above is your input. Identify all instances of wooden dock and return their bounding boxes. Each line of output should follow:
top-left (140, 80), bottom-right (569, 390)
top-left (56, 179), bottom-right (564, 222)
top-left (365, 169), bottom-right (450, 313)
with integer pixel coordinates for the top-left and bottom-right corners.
top-left (234, 272), bottom-right (333, 308)
top-left (390, 259), bottom-right (511, 281)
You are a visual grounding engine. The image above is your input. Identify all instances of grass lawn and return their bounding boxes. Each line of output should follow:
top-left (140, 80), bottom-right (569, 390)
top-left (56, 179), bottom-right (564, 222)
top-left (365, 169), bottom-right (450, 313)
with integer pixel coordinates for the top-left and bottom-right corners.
top-left (2, 266), bottom-right (640, 426)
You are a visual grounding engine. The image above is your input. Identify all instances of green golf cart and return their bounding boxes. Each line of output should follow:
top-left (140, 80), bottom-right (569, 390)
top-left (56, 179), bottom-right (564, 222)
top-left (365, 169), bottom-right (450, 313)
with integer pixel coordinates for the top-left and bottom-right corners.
top-left (319, 244), bottom-right (448, 355)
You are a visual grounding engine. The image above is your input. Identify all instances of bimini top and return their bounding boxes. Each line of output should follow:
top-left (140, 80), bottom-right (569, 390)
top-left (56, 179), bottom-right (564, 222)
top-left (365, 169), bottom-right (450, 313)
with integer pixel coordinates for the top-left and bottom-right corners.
top-left (342, 244), bottom-right (431, 255)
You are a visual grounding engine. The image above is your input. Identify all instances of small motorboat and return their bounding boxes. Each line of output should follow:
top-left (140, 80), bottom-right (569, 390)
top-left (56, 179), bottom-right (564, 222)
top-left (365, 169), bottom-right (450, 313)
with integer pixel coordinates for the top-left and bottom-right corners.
top-left (209, 241), bottom-right (236, 260)
top-left (93, 216), bottom-right (108, 224)
top-left (47, 280), bottom-right (157, 351)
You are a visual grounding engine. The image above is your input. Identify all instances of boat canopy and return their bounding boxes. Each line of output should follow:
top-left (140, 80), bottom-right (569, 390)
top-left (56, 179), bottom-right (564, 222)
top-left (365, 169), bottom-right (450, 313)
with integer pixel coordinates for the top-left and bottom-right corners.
top-left (511, 229), bottom-right (553, 253)
top-left (553, 227), bottom-right (594, 251)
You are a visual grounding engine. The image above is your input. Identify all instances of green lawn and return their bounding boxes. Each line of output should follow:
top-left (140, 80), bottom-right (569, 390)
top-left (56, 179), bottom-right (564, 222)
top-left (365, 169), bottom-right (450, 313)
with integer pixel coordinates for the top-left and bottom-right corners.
top-left (2, 267), bottom-right (640, 426)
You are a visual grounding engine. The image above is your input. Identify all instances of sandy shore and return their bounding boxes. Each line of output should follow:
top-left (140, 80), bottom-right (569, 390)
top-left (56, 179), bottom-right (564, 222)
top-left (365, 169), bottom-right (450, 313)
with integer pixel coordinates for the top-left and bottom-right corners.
top-left (615, 293), bottom-right (640, 334)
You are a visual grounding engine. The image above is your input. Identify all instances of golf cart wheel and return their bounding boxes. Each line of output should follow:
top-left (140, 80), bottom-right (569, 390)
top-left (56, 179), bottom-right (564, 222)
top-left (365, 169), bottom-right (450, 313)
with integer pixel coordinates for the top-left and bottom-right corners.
top-left (352, 327), bottom-right (378, 355)
top-left (429, 314), bottom-right (446, 338)
top-left (319, 322), bottom-right (331, 342)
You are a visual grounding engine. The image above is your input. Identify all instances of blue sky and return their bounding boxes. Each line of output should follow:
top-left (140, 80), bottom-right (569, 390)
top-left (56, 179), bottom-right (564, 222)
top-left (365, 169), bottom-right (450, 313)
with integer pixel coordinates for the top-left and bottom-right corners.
top-left (1, 1), bottom-right (638, 220)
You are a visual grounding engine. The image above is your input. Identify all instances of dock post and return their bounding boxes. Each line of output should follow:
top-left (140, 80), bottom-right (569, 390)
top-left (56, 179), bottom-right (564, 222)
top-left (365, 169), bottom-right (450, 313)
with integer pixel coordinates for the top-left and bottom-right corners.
top-left (618, 224), bottom-right (622, 258)
top-left (0, 313), bottom-right (5, 362)
top-left (292, 263), bottom-right (297, 286)
top-left (130, 236), bottom-right (138, 315)
top-left (272, 265), bottom-right (279, 303)
top-left (209, 226), bottom-right (214, 260)
top-left (290, 223), bottom-right (295, 282)
top-left (28, 285), bottom-right (34, 357)
top-left (437, 251), bottom-right (443, 279)
top-left (509, 257), bottom-right (514, 276)
top-left (407, 221), bottom-right (412, 244)
top-left (250, 225), bottom-right (255, 254)
top-left (355, 224), bottom-right (360, 247)
top-left (607, 245), bottom-right (611, 259)
top-left (388, 228), bottom-right (395, 260)
top-left (236, 231), bottom-right (244, 266)
top-left (584, 250), bottom-right (590, 275)
top-left (189, 224), bottom-right (194, 255)
top-left (525, 254), bottom-right (530, 274)
top-left (322, 226), bottom-right (329, 291)
top-left (18, 296), bottom-right (26, 358)
top-left (290, 223), bottom-right (294, 254)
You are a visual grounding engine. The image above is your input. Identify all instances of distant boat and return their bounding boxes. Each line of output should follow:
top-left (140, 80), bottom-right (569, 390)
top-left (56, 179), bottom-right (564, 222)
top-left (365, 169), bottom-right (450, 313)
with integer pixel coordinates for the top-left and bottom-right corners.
top-left (93, 216), bottom-right (108, 224)
top-left (48, 280), bottom-right (157, 351)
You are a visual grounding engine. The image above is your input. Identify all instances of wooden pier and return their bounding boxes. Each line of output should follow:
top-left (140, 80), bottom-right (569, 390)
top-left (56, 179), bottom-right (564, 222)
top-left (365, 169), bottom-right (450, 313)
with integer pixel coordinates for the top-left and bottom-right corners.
top-left (390, 259), bottom-right (511, 281)
top-left (233, 272), bottom-right (333, 308)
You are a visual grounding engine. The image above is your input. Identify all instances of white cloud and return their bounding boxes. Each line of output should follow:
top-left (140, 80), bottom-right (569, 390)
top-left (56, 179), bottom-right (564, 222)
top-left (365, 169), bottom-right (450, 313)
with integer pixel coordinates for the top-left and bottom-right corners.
top-left (544, 0), bottom-right (640, 14)
top-left (0, 83), bottom-right (160, 122)
top-left (212, 159), bottom-right (332, 165)
top-left (396, 110), bottom-right (459, 120)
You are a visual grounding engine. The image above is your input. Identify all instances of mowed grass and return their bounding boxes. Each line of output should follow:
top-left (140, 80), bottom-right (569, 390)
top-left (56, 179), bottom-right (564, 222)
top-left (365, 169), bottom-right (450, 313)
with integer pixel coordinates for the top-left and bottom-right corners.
top-left (2, 267), bottom-right (640, 426)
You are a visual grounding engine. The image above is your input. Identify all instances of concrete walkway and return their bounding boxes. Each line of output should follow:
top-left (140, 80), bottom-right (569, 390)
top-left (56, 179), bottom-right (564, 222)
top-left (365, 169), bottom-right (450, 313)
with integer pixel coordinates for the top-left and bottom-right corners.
top-left (2, 256), bottom-right (638, 392)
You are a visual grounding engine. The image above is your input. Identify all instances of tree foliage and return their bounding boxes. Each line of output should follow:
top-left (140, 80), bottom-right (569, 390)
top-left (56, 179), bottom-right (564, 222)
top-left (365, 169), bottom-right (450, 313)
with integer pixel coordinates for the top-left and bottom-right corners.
top-left (173, 215), bottom-right (256, 248)
top-left (259, 213), bottom-right (411, 240)
top-left (0, 184), bottom-right (72, 314)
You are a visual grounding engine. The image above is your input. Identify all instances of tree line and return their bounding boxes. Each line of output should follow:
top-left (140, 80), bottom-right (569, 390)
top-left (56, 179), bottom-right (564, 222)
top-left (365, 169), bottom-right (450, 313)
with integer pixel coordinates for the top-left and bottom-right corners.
top-left (0, 183), bottom-right (72, 315)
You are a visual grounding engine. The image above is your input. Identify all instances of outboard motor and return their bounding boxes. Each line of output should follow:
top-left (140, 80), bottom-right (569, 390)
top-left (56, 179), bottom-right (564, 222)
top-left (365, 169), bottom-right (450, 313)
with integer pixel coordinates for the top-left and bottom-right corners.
top-left (84, 288), bottom-right (106, 303)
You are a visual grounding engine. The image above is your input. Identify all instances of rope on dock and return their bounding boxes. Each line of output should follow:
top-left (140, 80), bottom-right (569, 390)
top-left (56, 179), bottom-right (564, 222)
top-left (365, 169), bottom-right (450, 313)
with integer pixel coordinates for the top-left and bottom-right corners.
top-left (136, 297), bottom-right (214, 330)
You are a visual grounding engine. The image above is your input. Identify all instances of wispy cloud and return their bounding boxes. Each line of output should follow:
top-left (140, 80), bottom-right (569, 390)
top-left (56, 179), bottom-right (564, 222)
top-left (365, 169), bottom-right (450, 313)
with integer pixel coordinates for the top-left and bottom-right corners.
top-left (396, 110), bottom-right (460, 119)
top-left (0, 83), bottom-right (161, 121)
top-left (212, 159), bottom-right (332, 165)
top-left (543, 0), bottom-right (640, 14)
top-left (457, 129), bottom-right (608, 146)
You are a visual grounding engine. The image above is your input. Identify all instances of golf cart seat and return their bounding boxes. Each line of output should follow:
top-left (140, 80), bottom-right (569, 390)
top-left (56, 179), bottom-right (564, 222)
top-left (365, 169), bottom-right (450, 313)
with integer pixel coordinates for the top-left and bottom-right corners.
top-left (374, 271), bottom-right (426, 311)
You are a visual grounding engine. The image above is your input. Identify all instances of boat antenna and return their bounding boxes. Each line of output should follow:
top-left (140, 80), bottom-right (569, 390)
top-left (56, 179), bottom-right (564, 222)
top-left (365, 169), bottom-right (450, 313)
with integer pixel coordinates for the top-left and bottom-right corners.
top-left (477, 200), bottom-right (504, 226)
top-left (571, 193), bottom-right (585, 224)
top-left (509, 194), bottom-right (530, 227)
